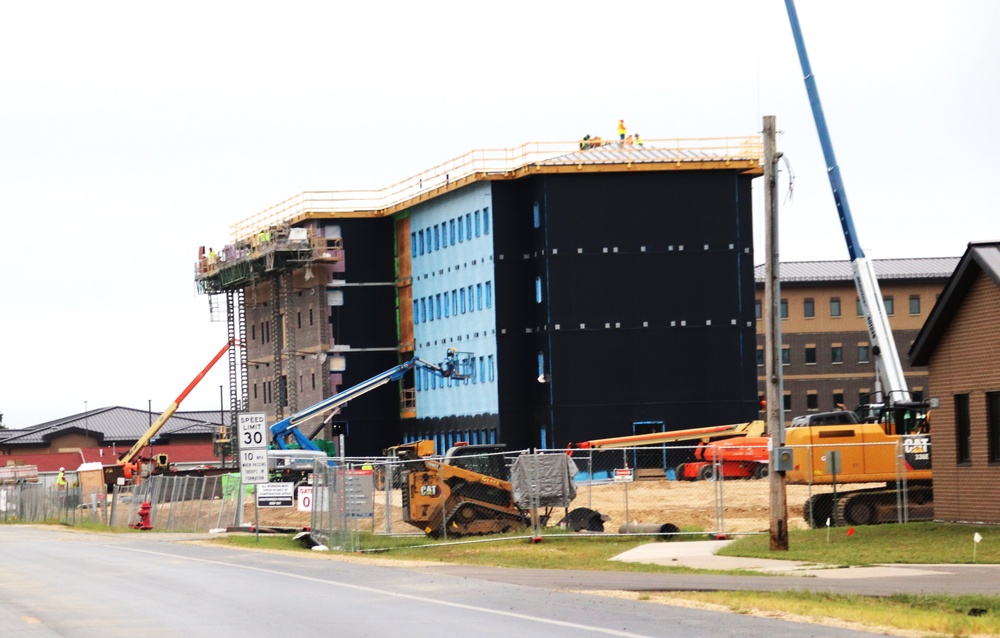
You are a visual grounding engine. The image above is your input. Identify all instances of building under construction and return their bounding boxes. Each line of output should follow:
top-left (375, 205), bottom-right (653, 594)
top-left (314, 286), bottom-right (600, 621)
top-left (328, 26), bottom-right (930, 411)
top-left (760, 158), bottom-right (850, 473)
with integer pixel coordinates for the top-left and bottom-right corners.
top-left (195, 138), bottom-right (764, 456)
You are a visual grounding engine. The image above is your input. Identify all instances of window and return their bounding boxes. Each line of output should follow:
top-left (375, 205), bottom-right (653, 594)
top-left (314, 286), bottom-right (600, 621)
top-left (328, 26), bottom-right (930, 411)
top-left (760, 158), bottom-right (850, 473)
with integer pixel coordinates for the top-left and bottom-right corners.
top-left (410, 232), bottom-right (417, 255)
top-left (474, 210), bottom-right (481, 237)
top-left (309, 308), bottom-right (314, 326)
top-left (488, 355), bottom-right (495, 381)
top-left (483, 207), bottom-right (490, 234)
top-left (443, 291), bottom-right (450, 317)
top-left (756, 347), bottom-right (764, 367)
top-left (856, 297), bottom-right (864, 317)
top-left (537, 352), bottom-right (545, 378)
top-left (433, 225), bottom-right (440, 250)
top-left (533, 202), bottom-right (540, 229)
top-left (251, 324), bottom-right (256, 341)
top-left (830, 297), bottom-right (841, 317)
top-left (804, 346), bottom-right (816, 365)
top-left (988, 392), bottom-right (1000, 464)
top-left (449, 219), bottom-right (456, 245)
top-left (458, 220), bottom-right (464, 243)
top-left (485, 281), bottom-right (492, 308)
top-left (884, 295), bottom-right (895, 316)
top-left (468, 285), bottom-right (474, 312)
top-left (297, 311), bottom-right (301, 329)
top-left (804, 298), bottom-right (815, 318)
top-left (466, 213), bottom-right (472, 240)
top-left (435, 294), bottom-right (442, 320)
top-left (858, 344), bottom-right (869, 363)
top-left (831, 345), bottom-right (843, 364)
top-left (479, 356), bottom-right (485, 381)
top-left (476, 283), bottom-right (483, 310)
top-left (413, 300), bottom-right (419, 324)
top-left (754, 299), bottom-right (762, 320)
top-left (909, 294), bottom-right (921, 315)
top-left (535, 277), bottom-right (543, 303)
top-left (781, 345), bottom-right (790, 365)
top-left (780, 299), bottom-right (788, 319)
top-left (833, 391), bottom-right (844, 408)
top-left (418, 231), bottom-right (425, 255)
top-left (783, 394), bottom-right (792, 411)
top-left (452, 289), bottom-right (459, 315)
top-left (807, 394), bottom-right (818, 411)
top-left (420, 298), bottom-right (427, 323)
top-left (956, 393), bottom-right (971, 464)
top-left (460, 288), bottom-right (466, 313)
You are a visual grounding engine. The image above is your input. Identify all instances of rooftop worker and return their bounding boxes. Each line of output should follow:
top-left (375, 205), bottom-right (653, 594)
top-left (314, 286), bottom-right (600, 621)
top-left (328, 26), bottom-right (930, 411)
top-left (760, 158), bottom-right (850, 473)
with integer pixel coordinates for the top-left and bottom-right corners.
top-left (625, 134), bottom-right (634, 146)
top-left (635, 133), bottom-right (643, 147)
top-left (617, 119), bottom-right (627, 140)
top-left (579, 134), bottom-right (592, 150)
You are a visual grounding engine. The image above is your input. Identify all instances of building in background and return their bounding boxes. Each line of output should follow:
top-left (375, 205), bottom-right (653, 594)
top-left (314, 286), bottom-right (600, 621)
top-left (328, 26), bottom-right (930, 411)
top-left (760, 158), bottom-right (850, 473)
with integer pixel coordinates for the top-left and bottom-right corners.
top-left (0, 407), bottom-right (225, 472)
top-left (755, 257), bottom-right (958, 421)
top-left (196, 139), bottom-right (765, 456)
top-left (910, 241), bottom-right (1000, 524)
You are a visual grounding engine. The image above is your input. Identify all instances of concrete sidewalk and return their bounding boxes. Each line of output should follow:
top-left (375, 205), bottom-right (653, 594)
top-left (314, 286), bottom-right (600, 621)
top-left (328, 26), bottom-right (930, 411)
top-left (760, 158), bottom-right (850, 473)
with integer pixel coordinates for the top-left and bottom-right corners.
top-left (611, 539), bottom-right (952, 579)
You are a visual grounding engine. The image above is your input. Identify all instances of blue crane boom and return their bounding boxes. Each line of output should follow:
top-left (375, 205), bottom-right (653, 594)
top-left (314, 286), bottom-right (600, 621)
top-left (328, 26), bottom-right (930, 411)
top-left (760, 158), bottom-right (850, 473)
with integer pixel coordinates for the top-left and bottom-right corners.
top-left (784, 0), bottom-right (910, 404)
top-left (269, 350), bottom-right (468, 450)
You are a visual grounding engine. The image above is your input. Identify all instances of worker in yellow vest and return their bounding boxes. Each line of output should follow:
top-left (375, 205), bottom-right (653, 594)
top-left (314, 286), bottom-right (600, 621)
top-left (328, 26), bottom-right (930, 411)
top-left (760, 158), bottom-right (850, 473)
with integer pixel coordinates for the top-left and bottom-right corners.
top-left (617, 119), bottom-right (627, 140)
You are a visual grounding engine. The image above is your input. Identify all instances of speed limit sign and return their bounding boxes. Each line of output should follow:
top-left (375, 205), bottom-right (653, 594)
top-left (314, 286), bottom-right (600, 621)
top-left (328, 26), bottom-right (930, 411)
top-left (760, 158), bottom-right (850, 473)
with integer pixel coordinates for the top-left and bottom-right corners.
top-left (238, 413), bottom-right (267, 450)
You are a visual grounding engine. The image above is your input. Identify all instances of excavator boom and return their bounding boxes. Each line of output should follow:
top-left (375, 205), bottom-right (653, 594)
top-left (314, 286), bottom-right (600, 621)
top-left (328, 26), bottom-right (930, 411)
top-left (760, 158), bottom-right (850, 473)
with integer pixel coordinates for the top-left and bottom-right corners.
top-left (118, 339), bottom-right (237, 467)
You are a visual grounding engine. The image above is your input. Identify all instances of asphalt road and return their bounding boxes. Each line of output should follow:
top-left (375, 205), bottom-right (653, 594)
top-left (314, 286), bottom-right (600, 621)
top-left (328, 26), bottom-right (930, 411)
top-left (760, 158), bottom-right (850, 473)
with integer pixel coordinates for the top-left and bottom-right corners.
top-left (0, 526), bottom-right (888, 638)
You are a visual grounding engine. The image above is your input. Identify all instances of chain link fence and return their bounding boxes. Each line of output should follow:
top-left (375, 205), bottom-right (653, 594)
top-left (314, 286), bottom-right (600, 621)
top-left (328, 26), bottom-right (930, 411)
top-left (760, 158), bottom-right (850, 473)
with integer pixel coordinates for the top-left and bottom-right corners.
top-left (1, 438), bottom-right (934, 544)
top-left (0, 474), bottom-right (245, 531)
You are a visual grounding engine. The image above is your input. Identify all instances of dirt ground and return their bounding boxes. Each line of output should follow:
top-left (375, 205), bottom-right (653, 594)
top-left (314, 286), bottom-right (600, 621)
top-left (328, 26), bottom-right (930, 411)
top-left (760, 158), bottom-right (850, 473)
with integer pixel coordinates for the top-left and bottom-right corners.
top-left (242, 478), bottom-right (847, 535)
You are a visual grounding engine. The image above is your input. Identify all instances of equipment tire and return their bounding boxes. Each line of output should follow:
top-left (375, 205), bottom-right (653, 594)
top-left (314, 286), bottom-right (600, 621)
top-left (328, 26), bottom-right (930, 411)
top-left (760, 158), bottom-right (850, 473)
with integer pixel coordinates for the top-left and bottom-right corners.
top-left (752, 464), bottom-right (769, 480)
top-left (674, 464), bottom-right (688, 480)
top-left (844, 498), bottom-right (877, 526)
top-left (697, 465), bottom-right (717, 482)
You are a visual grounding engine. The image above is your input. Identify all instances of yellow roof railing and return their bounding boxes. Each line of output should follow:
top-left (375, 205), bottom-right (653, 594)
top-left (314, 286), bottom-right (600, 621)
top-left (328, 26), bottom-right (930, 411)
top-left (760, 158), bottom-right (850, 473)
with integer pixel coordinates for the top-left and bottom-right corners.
top-left (229, 136), bottom-right (762, 243)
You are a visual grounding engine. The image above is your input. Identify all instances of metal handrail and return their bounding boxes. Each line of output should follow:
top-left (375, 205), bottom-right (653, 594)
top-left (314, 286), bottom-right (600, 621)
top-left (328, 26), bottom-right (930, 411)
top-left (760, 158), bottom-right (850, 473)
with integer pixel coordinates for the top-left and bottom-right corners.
top-left (229, 137), bottom-right (762, 242)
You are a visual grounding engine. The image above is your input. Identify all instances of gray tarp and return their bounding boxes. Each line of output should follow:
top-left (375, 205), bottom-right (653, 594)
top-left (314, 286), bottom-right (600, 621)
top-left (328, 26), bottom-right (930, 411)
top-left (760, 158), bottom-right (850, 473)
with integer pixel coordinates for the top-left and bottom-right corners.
top-left (510, 454), bottom-right (577, 509)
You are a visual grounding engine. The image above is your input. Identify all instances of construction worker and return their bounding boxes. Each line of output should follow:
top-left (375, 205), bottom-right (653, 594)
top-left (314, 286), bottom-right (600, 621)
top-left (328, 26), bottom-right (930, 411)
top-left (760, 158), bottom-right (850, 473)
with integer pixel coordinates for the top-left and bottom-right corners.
top-left (617, 119), bottom-right (627, 140)
top-left (635, 133), bottom-right (644, 147)
top-left (56, 467), bottom-right (67, 489)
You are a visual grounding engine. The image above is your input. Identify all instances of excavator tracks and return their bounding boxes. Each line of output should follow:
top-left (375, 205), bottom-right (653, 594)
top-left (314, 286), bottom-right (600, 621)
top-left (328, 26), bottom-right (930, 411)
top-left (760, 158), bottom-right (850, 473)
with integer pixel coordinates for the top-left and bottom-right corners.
top-left (804, 485), bottom-right (934, 527)
top-left (444, 502), bottom-right (528, 537)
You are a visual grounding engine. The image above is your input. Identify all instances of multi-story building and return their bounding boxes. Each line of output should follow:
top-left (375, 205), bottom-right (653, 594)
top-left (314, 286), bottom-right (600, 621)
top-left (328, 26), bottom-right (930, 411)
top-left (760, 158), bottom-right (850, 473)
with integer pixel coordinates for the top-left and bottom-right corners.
top-left (754, 258), bottom-right (959, 422)
top-left (196, 139), bottom-right (765, 456)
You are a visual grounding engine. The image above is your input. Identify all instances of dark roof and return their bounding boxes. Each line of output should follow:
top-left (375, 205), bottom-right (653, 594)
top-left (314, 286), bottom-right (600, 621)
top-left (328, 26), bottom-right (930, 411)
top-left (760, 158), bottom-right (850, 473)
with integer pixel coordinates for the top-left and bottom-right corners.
top-left (910, 242), bottom-right (1000, 365)
top-left (0, 406), bottom-right (230, 447)
top-left (754, 257), bottom-right (959, 284)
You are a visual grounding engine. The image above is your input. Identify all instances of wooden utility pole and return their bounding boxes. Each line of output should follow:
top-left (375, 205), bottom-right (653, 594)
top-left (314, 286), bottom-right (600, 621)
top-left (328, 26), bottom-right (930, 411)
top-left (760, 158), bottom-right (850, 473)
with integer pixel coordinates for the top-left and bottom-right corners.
top-left (764, 115), bottom-right (789, 551)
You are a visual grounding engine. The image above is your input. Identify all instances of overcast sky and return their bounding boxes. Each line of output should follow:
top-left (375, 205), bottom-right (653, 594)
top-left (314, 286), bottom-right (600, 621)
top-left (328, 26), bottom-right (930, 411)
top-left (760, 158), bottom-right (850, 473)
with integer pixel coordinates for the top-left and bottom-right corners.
top-left (2, 1), bottom-right (998, 428)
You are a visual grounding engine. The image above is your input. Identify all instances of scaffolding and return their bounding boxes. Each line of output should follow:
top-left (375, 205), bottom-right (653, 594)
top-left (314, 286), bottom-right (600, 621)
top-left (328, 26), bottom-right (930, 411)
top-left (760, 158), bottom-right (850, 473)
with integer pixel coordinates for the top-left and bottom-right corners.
top-left (195, 225), bottom-right (344, 426)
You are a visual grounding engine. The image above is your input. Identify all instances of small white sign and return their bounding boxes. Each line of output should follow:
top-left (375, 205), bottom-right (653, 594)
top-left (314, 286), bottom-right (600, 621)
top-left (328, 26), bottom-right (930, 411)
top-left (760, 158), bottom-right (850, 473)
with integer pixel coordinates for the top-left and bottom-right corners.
top-left (238, 413), bottom-right (268, 450)
top-left (613, 468), bottom-right (634, 483)
top-left (297, 486), bottom-right (312, 512)
top-left (257, 482), bottom-right (295, 508)
top-left (240, 449), bottom-right (269, 485)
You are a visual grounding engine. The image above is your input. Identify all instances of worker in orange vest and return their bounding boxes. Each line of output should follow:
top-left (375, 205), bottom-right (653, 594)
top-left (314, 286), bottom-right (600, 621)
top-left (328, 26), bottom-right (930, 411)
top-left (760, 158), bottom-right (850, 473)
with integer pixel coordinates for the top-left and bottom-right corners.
top-left (617, 119), bottom-right (627, 140)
